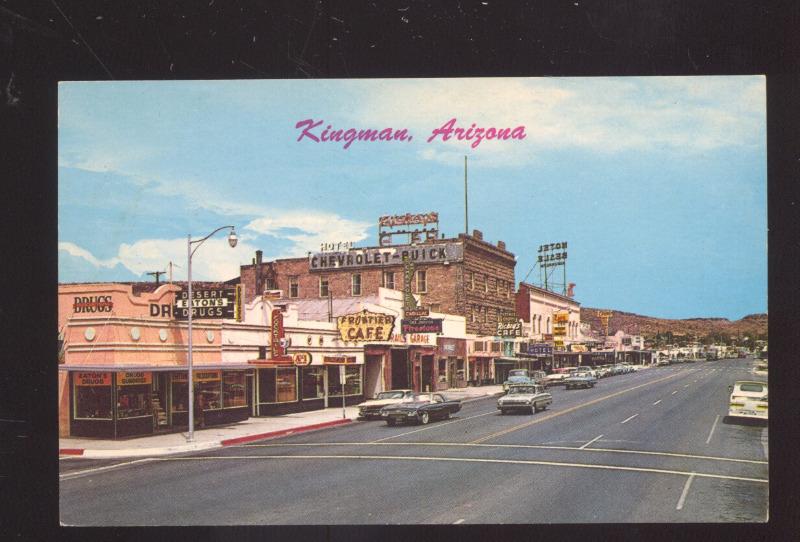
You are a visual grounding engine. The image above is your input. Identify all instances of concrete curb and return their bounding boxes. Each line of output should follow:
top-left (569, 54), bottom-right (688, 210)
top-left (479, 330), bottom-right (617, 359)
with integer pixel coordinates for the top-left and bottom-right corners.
top-left (220, 418), bottom-right (352, 446)
top-left (59, 392), bottom-right (501, 458)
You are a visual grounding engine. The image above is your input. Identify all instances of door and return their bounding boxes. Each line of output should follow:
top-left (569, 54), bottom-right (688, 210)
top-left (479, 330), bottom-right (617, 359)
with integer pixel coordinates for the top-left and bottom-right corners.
top-left (421, 355), bottom-right (433, 392)
top-left (364, 355), bottom-right (383, 398)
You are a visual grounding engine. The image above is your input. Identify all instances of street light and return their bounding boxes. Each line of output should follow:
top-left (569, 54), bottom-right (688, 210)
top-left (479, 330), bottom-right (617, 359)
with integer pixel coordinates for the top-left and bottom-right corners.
top-left (186, 225), bottom-right (237, 442)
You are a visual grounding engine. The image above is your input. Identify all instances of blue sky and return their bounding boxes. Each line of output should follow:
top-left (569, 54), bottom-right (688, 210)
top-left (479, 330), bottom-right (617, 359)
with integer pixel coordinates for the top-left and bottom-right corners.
top-left (58, 77), bottom-right (766, 320)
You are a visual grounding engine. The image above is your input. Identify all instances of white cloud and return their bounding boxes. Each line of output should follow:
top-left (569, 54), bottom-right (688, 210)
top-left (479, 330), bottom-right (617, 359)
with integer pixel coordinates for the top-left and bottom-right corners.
top-left (59, 238), bottom-right (259, 281)
top-left (245, 210), bottom-right (372, 254)
top-left (348, 76), bottom-right (765, 165)
top-left (58, 242), bottom-right (121, 269)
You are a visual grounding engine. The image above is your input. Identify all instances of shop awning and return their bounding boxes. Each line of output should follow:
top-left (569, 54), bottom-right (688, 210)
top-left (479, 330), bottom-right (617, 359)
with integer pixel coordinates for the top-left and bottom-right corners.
top-left (59, 363), bottom-right (255, 372)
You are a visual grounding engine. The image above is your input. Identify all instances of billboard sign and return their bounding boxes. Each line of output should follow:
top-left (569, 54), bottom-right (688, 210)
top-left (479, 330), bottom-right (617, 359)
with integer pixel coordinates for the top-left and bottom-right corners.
top-left (538, 241), bottom-right (568, 268)
top-left (308, 242), bottom-right (463, 272)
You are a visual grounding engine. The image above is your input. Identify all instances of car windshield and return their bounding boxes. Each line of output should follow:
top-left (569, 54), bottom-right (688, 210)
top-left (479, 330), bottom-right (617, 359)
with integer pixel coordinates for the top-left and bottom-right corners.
top-left (410, 394), bottom-right (433, 402)
top-left (509, 387), bottom-right (535, 394)
top-left (376, 391), bottom-right (407, 400)
top-left (509, 370), bottom-right (527, 377)
top-left (738, 383), bottom-right (765, 393)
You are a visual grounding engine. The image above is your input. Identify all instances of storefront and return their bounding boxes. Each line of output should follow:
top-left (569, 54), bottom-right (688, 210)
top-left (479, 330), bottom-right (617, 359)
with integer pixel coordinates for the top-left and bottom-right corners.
top-left (64, 366), bottom-right (252, 438)
top-left (250, 359), bottom-right (365, 415)
top-left (436, 337), bottom-right (466, 390)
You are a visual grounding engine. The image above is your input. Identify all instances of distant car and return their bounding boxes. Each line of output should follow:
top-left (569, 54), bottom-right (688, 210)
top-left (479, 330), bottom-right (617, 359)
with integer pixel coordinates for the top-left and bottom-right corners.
top-left (497, 384), bottom-right (552, 414)
top-left (543, 367), bottom-right (571, 386)
top-left (502, 369), bottom-right (535, 391)
top-left (728, 381), bottom-right (768, 420)
top-left (380, 393), bottom-right (462, 425)
top-left (597, 365), bottom-right (612, 378)
top-left (611, 364), bottom-right (626, 375)
top-left (564, 373), bottom-right (597, 390)
top-left (357, 389), bottom-right (416, 420)
top-left (656, 358), bottom-right (670, 366)
top-left (573, 366), bottom-right (598, 379)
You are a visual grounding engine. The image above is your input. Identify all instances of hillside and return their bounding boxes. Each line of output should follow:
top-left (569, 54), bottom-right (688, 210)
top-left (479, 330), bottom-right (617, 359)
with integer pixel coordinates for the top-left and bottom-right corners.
top-left (582, 307), bottom-right (767, 344)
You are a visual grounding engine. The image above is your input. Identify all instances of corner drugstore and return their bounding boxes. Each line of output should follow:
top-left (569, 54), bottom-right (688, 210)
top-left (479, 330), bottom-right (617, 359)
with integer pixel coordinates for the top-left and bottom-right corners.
top-left (58, 283), bottom-right (253, 438)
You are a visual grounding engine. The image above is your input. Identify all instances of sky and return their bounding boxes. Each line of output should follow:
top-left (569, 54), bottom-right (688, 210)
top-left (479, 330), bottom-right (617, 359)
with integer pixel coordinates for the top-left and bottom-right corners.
top-left (58, 77), bottom-right (767, 320)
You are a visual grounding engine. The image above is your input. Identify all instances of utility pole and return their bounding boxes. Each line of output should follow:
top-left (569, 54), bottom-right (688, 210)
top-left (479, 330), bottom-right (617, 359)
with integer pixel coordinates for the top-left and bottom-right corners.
top-left (146, 270), bottom-right (165, 286)
top-left (464, 155), bottom-right (469, 235)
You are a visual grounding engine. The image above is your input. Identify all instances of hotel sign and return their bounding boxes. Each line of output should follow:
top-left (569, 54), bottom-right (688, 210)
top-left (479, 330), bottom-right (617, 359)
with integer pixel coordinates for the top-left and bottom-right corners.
top-left (308, 242), bottom-right (463, 272)
top-left (336, 310), bottom-right (396, 342)
top-left (527, 343), bottom-right (553, 356)
top-left (538, 241), bottom-right (568, 268)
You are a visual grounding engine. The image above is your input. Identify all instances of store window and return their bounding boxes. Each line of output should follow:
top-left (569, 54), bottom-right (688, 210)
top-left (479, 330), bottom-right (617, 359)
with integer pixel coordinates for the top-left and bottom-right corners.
top-left (222, 371), bottom-right (247, 408)
top-left (327, 365), bottom-right (362, 397)
top-left (382, 271), bottom-right (395, 290)
top-left (319, 277), bottom-right (329, 297)
top-left (116, 372), bottom-right (152, 419)
top-left (289, 277), bottom-right (299, 298)
top-left (416, 270), bottom-right (427, 293)
top-left (352, 273), bottom-right (362, 296)
top-left (276, 367), bottom-right (298, 402)
top-left (302, 367), bottom-right (325, 400)
top-left (73, 372), bottom-right (112, 420)
top-left (196, 372), bottom-right (222, 410)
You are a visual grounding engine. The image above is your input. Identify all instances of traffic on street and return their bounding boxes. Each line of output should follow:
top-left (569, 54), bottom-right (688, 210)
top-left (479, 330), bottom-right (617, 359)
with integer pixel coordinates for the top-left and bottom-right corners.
top-left (60, 357), bottom-right (767, 525)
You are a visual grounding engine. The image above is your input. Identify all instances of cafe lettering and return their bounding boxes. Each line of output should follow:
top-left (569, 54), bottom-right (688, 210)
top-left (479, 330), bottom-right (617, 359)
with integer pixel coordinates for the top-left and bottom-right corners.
top-left (337, 310), bottom-right (395, 342)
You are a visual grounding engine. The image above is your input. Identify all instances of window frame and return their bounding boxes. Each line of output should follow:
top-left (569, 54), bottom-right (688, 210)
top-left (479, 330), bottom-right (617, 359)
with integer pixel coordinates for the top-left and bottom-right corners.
top-left (416, 269), bottom-right (427, 293)
top-left (319, 276), bottom-right (329, 298)
top-left (352, 273), bottom-right (362, 296)
top-left (289, 276), bottom-right (299, 298)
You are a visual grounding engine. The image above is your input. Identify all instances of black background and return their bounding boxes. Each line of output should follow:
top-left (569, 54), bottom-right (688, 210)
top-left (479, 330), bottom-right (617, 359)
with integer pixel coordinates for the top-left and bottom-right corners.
top-left (1, 1), bottom-right (798, 541)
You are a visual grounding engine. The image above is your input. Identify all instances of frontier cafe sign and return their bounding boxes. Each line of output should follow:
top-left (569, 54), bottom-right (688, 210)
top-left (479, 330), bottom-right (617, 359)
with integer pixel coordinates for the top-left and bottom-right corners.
top-left (336, 310), bottom-right (396, 342)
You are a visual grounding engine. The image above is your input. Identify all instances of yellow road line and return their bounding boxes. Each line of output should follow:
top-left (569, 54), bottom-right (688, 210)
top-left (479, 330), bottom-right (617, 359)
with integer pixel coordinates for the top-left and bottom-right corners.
top-left (155, 454), bottom-right (768, 484)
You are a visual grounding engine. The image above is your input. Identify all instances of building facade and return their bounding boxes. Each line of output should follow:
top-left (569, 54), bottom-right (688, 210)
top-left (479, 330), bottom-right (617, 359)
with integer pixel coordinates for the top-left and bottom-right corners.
top-left (239, 228), bottom-right (516, 337)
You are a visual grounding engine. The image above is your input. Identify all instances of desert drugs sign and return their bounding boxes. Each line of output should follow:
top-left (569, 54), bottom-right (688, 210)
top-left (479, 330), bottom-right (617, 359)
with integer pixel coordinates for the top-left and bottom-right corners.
top-left (173, 288), bottom-right (236, 319)
top-left (337, 310), bottom-right (395, 342)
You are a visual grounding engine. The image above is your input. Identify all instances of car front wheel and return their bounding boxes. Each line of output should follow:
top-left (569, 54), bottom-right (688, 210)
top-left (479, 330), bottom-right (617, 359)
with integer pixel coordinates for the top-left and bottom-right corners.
top-left (419, 411), bottom-right (430, 425)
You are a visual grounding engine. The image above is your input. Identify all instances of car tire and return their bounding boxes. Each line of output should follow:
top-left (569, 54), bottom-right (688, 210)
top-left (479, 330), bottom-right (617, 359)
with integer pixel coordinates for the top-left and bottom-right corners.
top-left (419, 411), bottom-right (430, 425)
top-left (386, 419), bottom-right (396, 426)
top-left (532, 403), bottom-right (540, 413)
top-left (541, 403), bottom-right (548, 411)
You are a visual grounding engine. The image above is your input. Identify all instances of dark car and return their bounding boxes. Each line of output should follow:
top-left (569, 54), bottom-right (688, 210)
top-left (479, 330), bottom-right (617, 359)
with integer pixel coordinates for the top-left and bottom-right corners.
top-left (380, 393), bottom-right (462, 426)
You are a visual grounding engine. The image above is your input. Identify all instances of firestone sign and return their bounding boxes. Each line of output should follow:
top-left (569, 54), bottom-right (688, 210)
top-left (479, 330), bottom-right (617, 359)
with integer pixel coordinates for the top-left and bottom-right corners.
top-left (308, 242), bottom-right (463, 272)
top-left (336, 310), bottom-right (396, 342)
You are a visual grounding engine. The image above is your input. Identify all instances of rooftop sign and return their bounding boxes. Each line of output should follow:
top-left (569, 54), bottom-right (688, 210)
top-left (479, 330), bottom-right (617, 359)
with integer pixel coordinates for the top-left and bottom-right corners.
top-left (309, 242), bottom-right (463, 272)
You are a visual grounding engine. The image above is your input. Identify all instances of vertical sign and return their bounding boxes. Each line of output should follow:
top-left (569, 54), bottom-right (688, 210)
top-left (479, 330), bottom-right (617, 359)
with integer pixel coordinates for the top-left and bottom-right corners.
top-left (271, 309), bottom-right (285, 358)
top-left (235, 284), bottom-right (243, 322)
top-left (403, 257), bottom-right (417, 309)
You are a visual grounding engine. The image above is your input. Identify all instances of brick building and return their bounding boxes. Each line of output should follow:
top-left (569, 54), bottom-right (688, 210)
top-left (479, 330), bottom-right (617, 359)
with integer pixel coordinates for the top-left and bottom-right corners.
top-left (240, 229), bottom-right (517, 336)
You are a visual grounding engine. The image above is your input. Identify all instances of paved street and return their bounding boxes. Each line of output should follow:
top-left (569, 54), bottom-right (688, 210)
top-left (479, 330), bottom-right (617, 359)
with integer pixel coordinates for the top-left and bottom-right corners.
top-left (60, 358), bottom-right (768, 525)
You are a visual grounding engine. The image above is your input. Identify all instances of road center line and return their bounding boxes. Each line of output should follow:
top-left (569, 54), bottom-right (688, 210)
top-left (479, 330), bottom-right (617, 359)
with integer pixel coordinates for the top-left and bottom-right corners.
top-left (244, 442), bottom-right (768, 465)
top-left (676, 473), bottom-right (696, 510)
top-left (621, 414), bottom-right (638, 424)
top-left (580, 434), bottom-right (603, 449)
top-left (454, 519), bottom-right (465, 524)
top-left (653, 400), bottom-right (662, 405)
top-left (469, 371), bottom-right (686, 444)
top-left (705, 415), bottom-right (720, 444)
top-left (155, 454), bottom-right (768, 484)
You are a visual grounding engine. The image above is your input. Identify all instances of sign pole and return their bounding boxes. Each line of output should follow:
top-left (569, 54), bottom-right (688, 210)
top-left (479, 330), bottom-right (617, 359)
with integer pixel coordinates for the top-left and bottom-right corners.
top-left (340, 365), bottom-right (346, 419)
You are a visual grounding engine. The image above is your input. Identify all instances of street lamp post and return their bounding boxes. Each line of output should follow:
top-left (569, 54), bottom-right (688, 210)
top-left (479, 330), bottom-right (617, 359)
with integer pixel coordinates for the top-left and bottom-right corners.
top-left (186, 225), bottom-right (238, 442)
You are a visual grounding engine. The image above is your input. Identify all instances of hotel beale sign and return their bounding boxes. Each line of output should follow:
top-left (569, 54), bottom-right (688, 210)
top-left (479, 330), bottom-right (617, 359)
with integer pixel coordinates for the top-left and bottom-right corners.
top-left (309, 242), bottom-right (463, 272)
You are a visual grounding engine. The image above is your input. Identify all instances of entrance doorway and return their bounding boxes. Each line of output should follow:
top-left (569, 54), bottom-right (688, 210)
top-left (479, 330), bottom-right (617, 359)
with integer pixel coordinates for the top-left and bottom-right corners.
top-left (152, 373), bottom-right (170, 431)
top-left (421, 355), bottom-right (433, 392)
top-left (364, 355), bottom-right (383, 399)
top-left (390, 349), bottom-right (410, 389)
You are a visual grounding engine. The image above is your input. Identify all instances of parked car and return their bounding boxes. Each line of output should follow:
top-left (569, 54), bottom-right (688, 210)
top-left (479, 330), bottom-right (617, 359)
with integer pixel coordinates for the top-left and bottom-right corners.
top-left (727, 381), bottom-right (768, 420)
top-left (597, 365), bottom-right (612, 378)
top-left (564, 372), bottom-right (597, 390)
top-left (380, 393), bottom-right (462, 425)
top-left (543, 367), bottom-right (572, 386)
top-left (502, 369), bottom-right (535, 391)
top-left (656, 358), bottom-right (671, 366)
top-left (497, 384), bottom-right (552, 414)
top-left (573, 366), bottom-right (598, 379)
top-left (356, 389), bottom-right (416, 420)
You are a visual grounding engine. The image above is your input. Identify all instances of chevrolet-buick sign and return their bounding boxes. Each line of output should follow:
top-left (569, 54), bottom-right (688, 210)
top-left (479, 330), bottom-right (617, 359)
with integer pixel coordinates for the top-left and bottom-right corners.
top-left (309, 242), bottom-right (463, 271)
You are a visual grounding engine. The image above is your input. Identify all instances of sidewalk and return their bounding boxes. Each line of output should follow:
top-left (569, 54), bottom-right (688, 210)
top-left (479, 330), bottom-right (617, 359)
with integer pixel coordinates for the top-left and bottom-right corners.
top-left (59, 385), bottom-right (504, 459)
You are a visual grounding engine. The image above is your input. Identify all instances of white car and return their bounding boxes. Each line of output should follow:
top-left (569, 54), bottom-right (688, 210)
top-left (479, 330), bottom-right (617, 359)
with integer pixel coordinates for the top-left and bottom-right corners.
top-left (357, 389), bottom-right (416, 419)
top-left (728, 381), bottom-right (768, 420)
